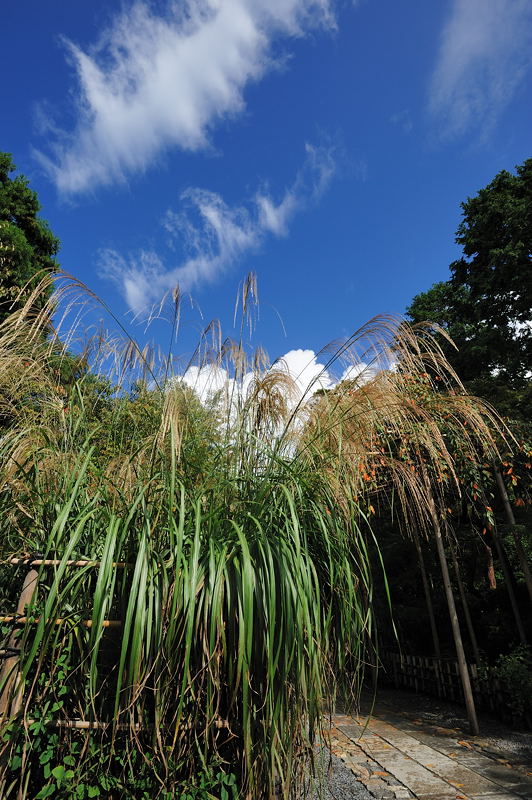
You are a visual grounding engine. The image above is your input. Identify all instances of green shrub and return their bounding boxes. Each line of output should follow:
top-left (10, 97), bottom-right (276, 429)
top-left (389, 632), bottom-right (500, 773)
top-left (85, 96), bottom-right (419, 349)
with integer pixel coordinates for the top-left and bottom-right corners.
top-left (492, 646), bottom-right (532, 721)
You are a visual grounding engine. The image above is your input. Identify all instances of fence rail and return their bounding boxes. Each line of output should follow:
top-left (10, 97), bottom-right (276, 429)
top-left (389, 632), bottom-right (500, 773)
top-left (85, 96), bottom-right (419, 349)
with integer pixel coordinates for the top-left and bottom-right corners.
top-left (380, 650), bottom-right (531, 728)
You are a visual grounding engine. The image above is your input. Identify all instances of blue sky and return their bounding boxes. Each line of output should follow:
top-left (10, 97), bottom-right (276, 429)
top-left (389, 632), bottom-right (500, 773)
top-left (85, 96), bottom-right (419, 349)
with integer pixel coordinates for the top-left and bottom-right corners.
top-left (2, 0), bottom-right (531, 380)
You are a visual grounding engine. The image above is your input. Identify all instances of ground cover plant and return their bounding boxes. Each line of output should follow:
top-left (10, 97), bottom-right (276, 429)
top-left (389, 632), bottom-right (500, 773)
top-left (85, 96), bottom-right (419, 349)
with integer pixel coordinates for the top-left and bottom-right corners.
top-left (0, 275), bottom-right (506, 797)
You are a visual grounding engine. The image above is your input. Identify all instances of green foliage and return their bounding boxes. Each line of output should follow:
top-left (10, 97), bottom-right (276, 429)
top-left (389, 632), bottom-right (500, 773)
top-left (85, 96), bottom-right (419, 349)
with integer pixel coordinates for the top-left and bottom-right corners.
top-left (0, 450), bottom-right (374, 797)
top-left (0, 153), bottom-right (59, 324)
top-left (1, 620), bottom-right (238, 798)
top-left (489, 646), bottom-right (532, 722)
top-left (178, 768), bottom-right (238, 800)
top-left (407, 158), bottom-right (532, 420)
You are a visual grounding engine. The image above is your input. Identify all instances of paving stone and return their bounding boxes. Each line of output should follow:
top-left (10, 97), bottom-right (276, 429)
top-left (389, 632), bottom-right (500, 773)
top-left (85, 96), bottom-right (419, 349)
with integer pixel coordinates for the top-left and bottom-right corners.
top-left (509, 782), bottom-right (532, 797)
top-left (468, 762), bottom-right (532, 790)
top-left (367, 778), bottom-right (387, 789)
top-left (453, 754), bottom-right (503, 769)
top-left (468, 795), bottom-right (526, 800)
top-left (401, 730), bottom-right (469, 756)
top-left (341, 723), bottom-right (366, 735)
top-left (327, 703), bottom-right (532, 800)
top-left (418, 795), bottom-right (465, 800)
top-left (346, 764), bottom-right (371, 780)
top-left (359, 752), bottom-right (457, 798)
top-left (402, 752), bottom-right (505, 795)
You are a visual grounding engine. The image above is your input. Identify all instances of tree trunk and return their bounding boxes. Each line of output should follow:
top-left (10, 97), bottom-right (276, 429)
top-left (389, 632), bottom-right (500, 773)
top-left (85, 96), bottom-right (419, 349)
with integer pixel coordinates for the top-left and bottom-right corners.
top-left (494, 467), bottom-right (532, 603)
top-left (432, 517), bottom-right (479, 735)
top-left (483, 540), bottom-right (497, 590)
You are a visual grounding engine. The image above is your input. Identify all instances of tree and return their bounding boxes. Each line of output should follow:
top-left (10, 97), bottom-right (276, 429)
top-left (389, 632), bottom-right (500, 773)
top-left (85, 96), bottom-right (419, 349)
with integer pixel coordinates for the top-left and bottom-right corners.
top-left (407, 160), bottom-right (532, 666)
top-left (0, 153), bottom-right (59, 324)
top-left (407, 158), bottom-right (532, 419)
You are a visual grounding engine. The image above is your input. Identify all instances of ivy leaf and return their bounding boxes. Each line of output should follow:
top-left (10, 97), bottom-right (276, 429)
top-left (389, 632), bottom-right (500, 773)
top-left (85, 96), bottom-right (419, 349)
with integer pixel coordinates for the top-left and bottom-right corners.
top-left (51, 765), bottom-right (65, 782)
top-left (35, 785), bottom-right (55, 799)
top-left (9, 755), bottom-right (22, 771)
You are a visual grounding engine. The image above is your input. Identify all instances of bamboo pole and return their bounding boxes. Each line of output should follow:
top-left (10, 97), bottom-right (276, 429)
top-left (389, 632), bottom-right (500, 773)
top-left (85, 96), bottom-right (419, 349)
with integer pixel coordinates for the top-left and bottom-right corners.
top-left (450, 541), bottom-right (481, 665)
top-left (413, 530), bottom-right (441, 659)
top-left (483, 540), bottom-right (497, 590)
top-left (23, 718), bottom-right (232, 731)
top-left (434, 524), bottom-right (479, 734)
top-left (8, 559), bottom-right (131, 568)
top-left (494, 468), bottom-right (532, 603)
top-left (0, 617), bottom-right (122, 628)
top-left (26, 719), bottom-right (142, 731)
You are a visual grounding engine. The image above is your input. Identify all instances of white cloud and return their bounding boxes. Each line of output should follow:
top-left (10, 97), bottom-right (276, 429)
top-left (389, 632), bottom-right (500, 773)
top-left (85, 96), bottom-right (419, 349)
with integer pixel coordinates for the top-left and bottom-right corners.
top-left (177, 348), bottom-right (331, 410)
top-left (339, 362), bottom-right (370, 382)
top-left (275, 348), bottom-right (333, 396)
top-left (180, 363), bottom-right (253, 404)
top-left (99, 143), bottom-right (336, 312)
top-left (256, 142), bottom-right (335, 234)
top-left (429, 0), bottom-right (532, 138)
top-left (174, 347), bottom-right (374, 425)
top-left (36, 0), bottom-right (334, 193)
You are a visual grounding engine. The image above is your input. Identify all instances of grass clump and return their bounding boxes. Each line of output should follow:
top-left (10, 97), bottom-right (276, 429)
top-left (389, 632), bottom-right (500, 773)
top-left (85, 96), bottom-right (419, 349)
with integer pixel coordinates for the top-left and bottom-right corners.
top-left (0, 274), bottom-right (501, 798)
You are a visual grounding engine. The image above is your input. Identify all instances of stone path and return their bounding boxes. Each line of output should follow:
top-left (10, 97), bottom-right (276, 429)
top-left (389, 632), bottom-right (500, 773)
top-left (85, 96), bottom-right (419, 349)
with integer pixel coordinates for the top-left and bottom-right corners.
top-left (326, 697), bottom-right (532, 800)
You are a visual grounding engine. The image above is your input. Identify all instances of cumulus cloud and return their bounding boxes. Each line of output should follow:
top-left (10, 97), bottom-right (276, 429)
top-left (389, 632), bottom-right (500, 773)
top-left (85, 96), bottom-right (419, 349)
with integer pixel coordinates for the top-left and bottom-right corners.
top-left (180, 363), bottom-right (254, 404)
top-left (35, 0), bottom-right (334, 193)
top-left (429, 0), bottom-right (532, 138)
top-left (275, 348), bottom-right (333, 395)
top-left (175, 347), bottom-right (374, 424)
top-left (276, 352), bottom-right (376, 395)
top-left (99, 142), bottom-right (336, 312)
top-left (338, 362), bottom-right (371, 382)
top-left (179, 348), bottom-right (331, 408)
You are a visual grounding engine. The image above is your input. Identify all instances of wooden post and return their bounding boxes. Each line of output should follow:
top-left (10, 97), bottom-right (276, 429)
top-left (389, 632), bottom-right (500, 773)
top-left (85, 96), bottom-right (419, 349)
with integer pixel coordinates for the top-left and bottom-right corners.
top-left (0, 568), bottom-right (39, 718)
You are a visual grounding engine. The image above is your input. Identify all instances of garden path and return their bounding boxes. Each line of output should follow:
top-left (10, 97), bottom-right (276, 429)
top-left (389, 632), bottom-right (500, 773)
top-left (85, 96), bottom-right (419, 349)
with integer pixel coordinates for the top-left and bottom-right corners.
top-left (326, 690), bottom-right (532, 800)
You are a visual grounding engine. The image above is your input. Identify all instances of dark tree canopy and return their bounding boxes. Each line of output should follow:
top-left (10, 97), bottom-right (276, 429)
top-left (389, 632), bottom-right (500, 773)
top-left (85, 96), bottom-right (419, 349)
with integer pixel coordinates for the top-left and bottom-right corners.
top-left (0, 152), bottom-right (59, 323)
top-left (407, 159), bottom-right (532, 419)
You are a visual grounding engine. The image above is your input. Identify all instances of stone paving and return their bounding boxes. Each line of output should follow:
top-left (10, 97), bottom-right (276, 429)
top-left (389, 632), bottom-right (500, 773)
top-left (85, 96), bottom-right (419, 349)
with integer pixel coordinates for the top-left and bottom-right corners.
top-left (326, 700), bottom-right (532, 800)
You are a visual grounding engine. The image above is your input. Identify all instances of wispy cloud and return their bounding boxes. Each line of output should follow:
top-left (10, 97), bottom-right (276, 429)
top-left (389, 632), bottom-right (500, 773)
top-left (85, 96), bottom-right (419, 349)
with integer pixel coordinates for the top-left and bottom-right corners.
top-left (35, 0), bottom-right (334, 193)
top-left (429, 0), bottom-right (532, 138)
top-left (99, 143), bottom-right (336, 312)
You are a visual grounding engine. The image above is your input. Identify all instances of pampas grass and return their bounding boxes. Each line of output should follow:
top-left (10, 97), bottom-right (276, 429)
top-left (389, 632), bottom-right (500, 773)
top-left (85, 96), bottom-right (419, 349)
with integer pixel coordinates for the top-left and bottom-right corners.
top-left (0, 273), bottom-right (502, 798)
